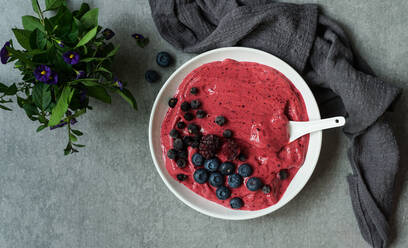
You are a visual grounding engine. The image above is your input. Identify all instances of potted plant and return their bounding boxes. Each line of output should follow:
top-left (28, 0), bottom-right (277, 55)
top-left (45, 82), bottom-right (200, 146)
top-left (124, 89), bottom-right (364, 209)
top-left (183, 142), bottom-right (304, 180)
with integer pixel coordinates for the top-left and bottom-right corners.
top-left (0, 0), bottom-right (137, 155)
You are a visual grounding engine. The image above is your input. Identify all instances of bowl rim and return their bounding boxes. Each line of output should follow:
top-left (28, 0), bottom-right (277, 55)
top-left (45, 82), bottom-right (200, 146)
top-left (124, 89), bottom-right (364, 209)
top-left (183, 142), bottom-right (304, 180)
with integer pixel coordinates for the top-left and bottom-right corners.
top-left (149, 47), bottom-right (322, 220)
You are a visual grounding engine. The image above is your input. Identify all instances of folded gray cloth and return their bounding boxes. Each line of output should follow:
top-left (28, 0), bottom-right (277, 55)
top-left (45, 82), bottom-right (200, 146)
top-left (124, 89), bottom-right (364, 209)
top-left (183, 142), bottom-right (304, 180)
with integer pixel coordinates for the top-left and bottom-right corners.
top-left (149, 1), bottom-right (402, 247)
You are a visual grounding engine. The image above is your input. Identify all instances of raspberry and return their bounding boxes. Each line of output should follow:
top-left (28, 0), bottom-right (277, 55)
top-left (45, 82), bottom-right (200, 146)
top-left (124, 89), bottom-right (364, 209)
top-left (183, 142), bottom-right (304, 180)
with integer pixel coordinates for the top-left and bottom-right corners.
top-left (199, 134), bottom-right (222, 159)
top-left (221, 139), bottom-right (241, 161)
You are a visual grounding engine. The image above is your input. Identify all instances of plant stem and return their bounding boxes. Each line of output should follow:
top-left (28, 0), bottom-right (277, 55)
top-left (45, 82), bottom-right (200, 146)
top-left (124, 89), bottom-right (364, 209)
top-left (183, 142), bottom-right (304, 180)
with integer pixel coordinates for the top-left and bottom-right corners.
top-left (34, 0), bottom-right (45, 25)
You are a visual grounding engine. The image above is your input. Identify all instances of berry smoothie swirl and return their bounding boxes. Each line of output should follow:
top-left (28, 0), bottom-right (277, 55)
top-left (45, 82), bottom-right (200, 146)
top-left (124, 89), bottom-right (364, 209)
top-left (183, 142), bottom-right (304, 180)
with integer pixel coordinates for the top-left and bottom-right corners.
top-left (161, 59), bottom-right (309, 210)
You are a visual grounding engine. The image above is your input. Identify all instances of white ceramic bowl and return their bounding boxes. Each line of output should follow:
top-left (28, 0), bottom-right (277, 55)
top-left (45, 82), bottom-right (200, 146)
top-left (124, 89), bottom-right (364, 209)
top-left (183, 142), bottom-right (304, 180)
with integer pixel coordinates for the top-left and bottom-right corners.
top-left (149, 47), bottom-right (322, 220)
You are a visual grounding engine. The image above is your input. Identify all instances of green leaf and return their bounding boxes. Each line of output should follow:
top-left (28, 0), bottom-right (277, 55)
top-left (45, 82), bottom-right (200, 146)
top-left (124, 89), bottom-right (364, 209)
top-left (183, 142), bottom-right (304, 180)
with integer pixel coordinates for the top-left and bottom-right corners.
top-left (22, 16), bottom-right (44, 31)
top-left (107, 45), bottom-right (119, 57)
top-left (49, 86), bottom-right (74, 126)
top-left (12, 29), bottom-right (32, 50)
top-left (71, 129), bottom-right (83, 136)
top-left (73, 143), bottom-right (85, 148)
top-left (96, 67), bottom-right (112, 77)
top-left (80, 8), bottom-right (99, 29)
top-left (29, 29), bottom-right (47, 50)
top-left (31, 0), bottom-right (41, 15)
top-left (45, 0), bottom-right (65, 11)
top-left (75, 26), bottom-right (98, 48)
top-left (69, 78), bottom-right (99, 86)
top-left (69, 133), bottom-right (77, 142)
top-left (0, 82), bottom-right (9, 93)
top-left (64, 142), bottom-right (72, 155)
top-left (74, 3), bottom-right (90, 19)
top-left (23, 102), bottom-right (39, 118)
top-left (79, 57), bottom-right (103, 63)
top-left (0, 104), bottom-right (12, 111)
top-left (117, 89), bottom-right (137, 110)
top-left (5, 84), bottom-right (17, 95)
top-left (32, 83), bottom-right (51, 110)
top-left (86, 86), bottom-right (111, 104)
top-left (36, 125), bottom-right (47, 132)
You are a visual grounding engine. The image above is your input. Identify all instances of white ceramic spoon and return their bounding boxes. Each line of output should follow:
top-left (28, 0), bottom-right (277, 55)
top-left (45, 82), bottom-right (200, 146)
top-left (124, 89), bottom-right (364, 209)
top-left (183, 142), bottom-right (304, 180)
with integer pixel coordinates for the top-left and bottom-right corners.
top-left (288, 116), bottom-right (346, 143)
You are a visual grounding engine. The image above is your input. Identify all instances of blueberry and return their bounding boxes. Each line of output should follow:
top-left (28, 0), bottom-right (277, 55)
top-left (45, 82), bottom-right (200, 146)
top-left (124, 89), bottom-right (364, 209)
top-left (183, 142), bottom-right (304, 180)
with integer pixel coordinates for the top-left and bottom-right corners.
top-left (183, 136), bottom-right (193, 146)
top-left (156, 51), bottom-right (172, 67)
top-left (176, 158), bottom-right (187, 168)
top-left (204, 158), bottom-right (221, 172)
top-left (215, 116), bottom-right (227, 126)
top-left (238, 164), bottom-right (253, 177)
top-left (190, 100), bottom-right (201, 109)
top-left (223, 129), bottom-right (233, 138)
top-left (190, 87), bottom-right (198, 95)
top-left (209, 172), bottom-right (225, 187)
top-left (238, 153), bottom-right (247, 162)
top-left (180, 102), bottom-right (191, 112)
top-left (167, 149), bottom-right (177, 160)
top-left (246, 177), bottom-right (263, 191)
top-left (192, 153), bottom-right (204, 167)
top-left (196, 110), bottom-right (207, 119)
top-left (262, 185), bottom-right (271, 194)
top-left (177, 121), bottom-right (186, 129)
top-left (145, 70), bottom-right (160, 83)
top-left (168, 98), bottom-right (178, 108)
top-left (219, 162), bottom-right (235, 175)
top-left (228, 174), bottom-right (243, 188)
top-left (187, 124), bottom-right (200, 134)
top-left (178, 150), bottom-right (188, 159)
top-left (278, 169), bottom-right (289, 180)
top-left (184, 112), bottom-right (194, 121)
top-left (176, 174), bottom-right (188, 182)
top-left (173, 138), bottom-right (184, 151)
top-left (169, 129), bottom-right (179, 138)
top-left (230, 197), bottom-right (244, 209)
top-left (193, 168), bottom-right (209, 184)
top-left (216, 186), bottom-right (231, 200)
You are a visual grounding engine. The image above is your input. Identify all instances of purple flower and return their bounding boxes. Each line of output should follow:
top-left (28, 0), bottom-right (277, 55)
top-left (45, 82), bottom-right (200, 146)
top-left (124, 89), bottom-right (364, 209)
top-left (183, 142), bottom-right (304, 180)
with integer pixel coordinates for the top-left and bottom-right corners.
top-left (63, 51), bottom-right (80, 65)
top-left (131, 33), bottom-right (144, 40)
top-left (102, 28), bottom-right (115, 40)
top-left (113, 78), bottom-right (123, 90)
top-left (47, 72), bottom-right (58, 85)
top-left (1, 41), bottom-right (11, 64)
top-left (76, 70), bottom-right (86, 79)
top-left (34, 65), bottom-right (52, 82)
top-left (50, 118), bottom-right (77, 130)
top-left (57, 41), bottom-right (64, 48)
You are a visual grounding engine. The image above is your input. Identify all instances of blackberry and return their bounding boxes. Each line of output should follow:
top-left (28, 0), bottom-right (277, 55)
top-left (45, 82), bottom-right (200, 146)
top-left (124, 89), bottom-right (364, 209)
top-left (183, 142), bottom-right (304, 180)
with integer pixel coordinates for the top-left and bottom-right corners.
top-left (278, 169), bottom-right (289, 180)
top-left (262, 185), bottom-right (271, 194)
top-left (199, 134), bottom-right (222, 159)
top-left (184, 112), bottom-right (194, 121)
top-left (180, 101), bottom-right (191, 112)
top-left (196, 110), bottom-right (207, 119)
top-left (223, 129), bottom-right (233, 138)
top-left (183, 136), bottom-right (193, 146)
top-left (176, 158), bottom-right (187, 168)
top-left (168, 98), bottom-right (178, 108)
top-left (190, 100), bottom-right (201, 109)
top-left (215, 116), bottom-right (227, 126)
top-left (190, 87), bottom-right (198, 95)
top-left (169, 129), bottom-right (179, 139)
top-left (167, 149), bottom-right (177, 160)
top-left (187, 124), bottom-right (200, 135)
top-left (176, 174), bottom-right (188, 182)
top-left (178, 149), bottom-right (188, 159)
top-left (222, 139), bottom-right (240, 161)
top-left (173, 138), bottom-right (184, 151)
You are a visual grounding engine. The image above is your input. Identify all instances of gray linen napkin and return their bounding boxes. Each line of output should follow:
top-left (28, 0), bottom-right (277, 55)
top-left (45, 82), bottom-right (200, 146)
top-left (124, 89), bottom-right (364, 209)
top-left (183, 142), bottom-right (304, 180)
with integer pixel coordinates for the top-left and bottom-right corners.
top-left (149, 1), bottom-right (402, 247)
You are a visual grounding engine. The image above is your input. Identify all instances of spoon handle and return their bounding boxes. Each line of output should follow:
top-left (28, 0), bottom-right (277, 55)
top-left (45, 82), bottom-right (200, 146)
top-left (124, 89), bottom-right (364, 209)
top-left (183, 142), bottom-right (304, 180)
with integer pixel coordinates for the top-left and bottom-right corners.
top-left (289, 116), bottom-right (346, 142)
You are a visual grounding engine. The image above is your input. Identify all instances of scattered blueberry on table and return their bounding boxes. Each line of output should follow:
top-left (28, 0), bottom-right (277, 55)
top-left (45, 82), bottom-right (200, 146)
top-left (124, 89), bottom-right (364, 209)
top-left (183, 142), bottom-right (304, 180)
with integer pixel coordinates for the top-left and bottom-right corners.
top-left (156, 51), bottom-right (172, 67)
top-left (145, 70), bottom-right (160, 83)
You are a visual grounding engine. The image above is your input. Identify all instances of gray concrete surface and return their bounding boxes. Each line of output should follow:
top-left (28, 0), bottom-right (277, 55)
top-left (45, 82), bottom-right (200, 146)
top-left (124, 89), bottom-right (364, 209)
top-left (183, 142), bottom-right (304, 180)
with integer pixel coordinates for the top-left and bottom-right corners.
top-left (0, 0), bottom-right (407, 247)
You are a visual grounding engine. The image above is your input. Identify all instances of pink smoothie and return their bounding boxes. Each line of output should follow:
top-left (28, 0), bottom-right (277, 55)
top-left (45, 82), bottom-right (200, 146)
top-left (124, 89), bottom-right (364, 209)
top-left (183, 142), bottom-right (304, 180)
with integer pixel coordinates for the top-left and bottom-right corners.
top-left (160, 59), bottom-right (309, 210)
